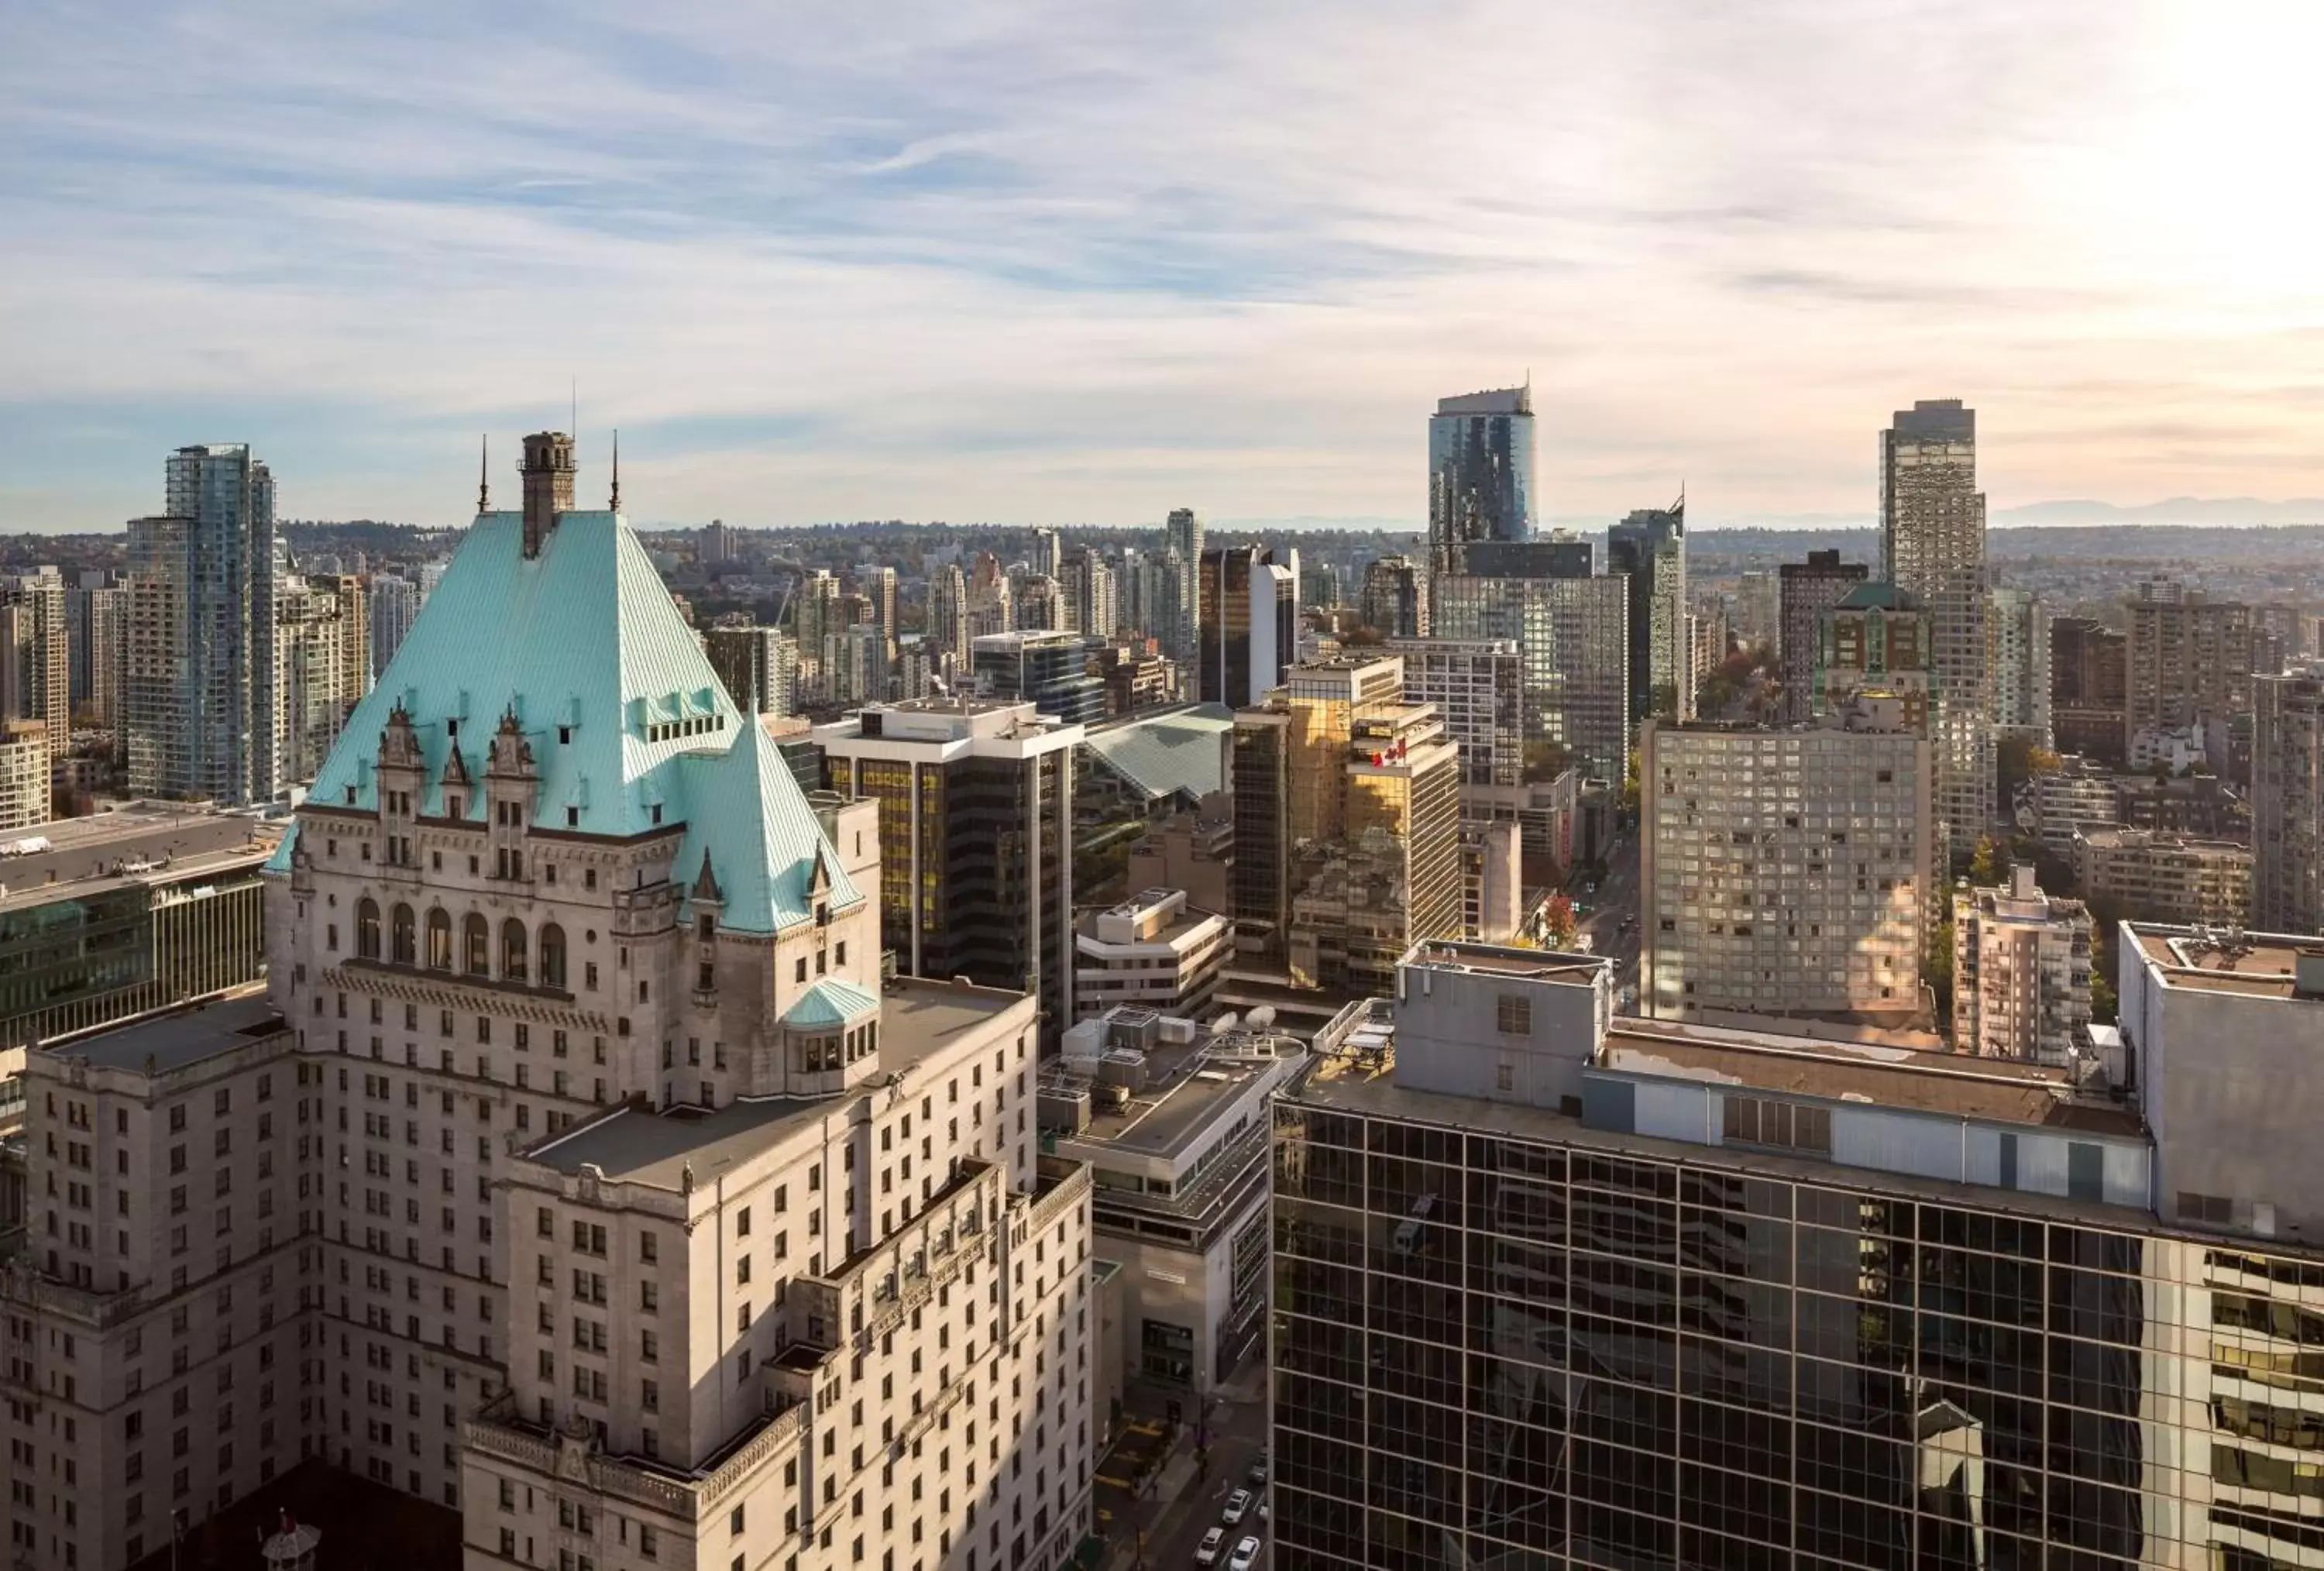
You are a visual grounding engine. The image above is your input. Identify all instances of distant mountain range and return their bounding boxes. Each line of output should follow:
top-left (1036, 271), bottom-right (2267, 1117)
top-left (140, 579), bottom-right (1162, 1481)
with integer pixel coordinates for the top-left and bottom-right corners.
top-left (1994, 498), bottom-right (2324, 527)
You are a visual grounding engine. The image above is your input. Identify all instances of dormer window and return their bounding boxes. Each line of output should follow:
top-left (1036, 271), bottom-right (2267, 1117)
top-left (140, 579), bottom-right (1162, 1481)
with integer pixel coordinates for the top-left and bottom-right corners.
top-left (559, 727), bottom-right (572, 745)
top-left (447, 719), bottom-right (459, 739)
top-left (650, 805), bottom-right (663, 826)
top-left (566, 808), bottom-right (579, 828)
top-left (446, 795), bottom-right (463, 819)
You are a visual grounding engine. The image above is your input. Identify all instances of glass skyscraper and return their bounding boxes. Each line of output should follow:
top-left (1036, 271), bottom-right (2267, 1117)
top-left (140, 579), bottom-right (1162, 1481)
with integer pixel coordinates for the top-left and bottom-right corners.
top-left (124, 444), bottom-right (278, 804)
top-left (1272, 931), bottom-right (2324, 1571)
top-left (1428, 386), bottom-right (1536, 576)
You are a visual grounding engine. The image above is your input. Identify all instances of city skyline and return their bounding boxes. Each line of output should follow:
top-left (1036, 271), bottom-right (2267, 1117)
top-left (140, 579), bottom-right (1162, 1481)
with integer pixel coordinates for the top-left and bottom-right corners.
top-left (8, 2), bottom-right (2324, 531)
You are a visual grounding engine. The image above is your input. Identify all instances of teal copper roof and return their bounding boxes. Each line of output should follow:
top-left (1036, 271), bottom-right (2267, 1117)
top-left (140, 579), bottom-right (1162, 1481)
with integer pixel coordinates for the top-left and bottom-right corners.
top-left (1835, 580), bottom-right (1922, 612)
top-left (1081, 703), bottom-right (1233, 805)
top-left (782, 978), bottom-right (881, 1029)
top-left (270, 509), bottom-right (858, 933)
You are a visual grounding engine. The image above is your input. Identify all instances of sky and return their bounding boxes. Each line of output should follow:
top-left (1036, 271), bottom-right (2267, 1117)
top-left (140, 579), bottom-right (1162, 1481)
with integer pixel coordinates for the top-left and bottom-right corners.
top-left (5, 0), bottom-right (2323, 534)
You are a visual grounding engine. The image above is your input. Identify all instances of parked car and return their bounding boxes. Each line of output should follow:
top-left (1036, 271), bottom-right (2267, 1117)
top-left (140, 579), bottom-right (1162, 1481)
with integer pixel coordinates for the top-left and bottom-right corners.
top-left (1222, 1488), bottom-right (1253, 1525)
top-left (1196, 1527), bottom-right (1226, 1565)
top-left (1229, 1537), bottom-right (1262, 1571)
top-left (1247, 1456), bottom-right (1269, 1487)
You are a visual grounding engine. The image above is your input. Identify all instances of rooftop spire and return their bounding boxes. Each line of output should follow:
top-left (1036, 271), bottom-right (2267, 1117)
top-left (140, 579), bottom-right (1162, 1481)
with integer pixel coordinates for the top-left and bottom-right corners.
top-left (477, 434), bottom-right (490, 514)
top-left (610, 429), bottom-right (621, 514)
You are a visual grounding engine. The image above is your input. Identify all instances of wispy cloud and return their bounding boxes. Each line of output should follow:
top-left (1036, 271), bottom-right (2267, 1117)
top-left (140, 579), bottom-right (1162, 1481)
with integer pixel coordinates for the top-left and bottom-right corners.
top-left (3, 0), bottom-right (2322, 530)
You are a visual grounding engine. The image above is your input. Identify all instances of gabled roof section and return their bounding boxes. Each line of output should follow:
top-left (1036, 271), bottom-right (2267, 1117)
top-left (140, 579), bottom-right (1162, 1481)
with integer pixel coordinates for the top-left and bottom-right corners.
top-left (286, 508), bottom-right (854, 932)
top-left (782, 978), bottom-right (881, 1030)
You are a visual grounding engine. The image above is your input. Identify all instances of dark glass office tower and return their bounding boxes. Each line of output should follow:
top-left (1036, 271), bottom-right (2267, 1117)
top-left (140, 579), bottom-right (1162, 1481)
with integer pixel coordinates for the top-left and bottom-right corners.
top-left (1200, 545), bottom-right (1296, 707)
top-left (816, 697), bottom-right (1079, 1047)
top-left (1272, 933), bottom-right (2324, 1571)
top-left (1428, 386), bottom-right (1536, 577)
top-left (1607, 500), bottom-right (1686, 722)
top-left (1274, 1116), bottom-right (2169, 1569)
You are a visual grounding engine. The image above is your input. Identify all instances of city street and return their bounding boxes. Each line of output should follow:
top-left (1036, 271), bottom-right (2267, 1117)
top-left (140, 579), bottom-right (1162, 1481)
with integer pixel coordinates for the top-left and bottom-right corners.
top-left (1092, 1364), bottom-right (1273, 1571)
top-left (1575, 827), bottom-right (1642, 1002)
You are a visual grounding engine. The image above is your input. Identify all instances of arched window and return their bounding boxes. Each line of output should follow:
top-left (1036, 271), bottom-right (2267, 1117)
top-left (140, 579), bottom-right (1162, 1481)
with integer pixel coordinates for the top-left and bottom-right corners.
top-left (390, 904), bottom-right (416, 966)
top-left (463, 913), bottom-right (489, 976)
top-left (356, 899), bottom-right (380, 961)
top-left (427, 908), bottom-right (452, 970)
top-left (538, 923), bottom-right (567, 990)
top-left (502, 919), bottom-right (528, 984)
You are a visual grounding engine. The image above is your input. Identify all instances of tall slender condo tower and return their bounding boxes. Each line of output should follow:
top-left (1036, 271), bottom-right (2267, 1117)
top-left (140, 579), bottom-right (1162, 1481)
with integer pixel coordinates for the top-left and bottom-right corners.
top-left (1880, 398), bottom-right (1992, 863)
top-left (1428, 384), bottom-right (1535, 577)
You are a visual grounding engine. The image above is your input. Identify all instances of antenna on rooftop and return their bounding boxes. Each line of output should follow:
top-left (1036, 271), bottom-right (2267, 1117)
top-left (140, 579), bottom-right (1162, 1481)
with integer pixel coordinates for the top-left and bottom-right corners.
top-left (610, 429), bottom-right (621, 514)
top-left (477, 434), bottom-right (490, 514)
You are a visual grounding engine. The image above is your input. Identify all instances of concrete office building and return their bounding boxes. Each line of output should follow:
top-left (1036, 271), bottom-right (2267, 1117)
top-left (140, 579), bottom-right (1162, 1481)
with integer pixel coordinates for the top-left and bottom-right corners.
top-left (1, 995), bottom-right (309, 1571)
top-left (0, 723), bottom-right (45, 837)
top-left (2253, 670), bottom-right (2324, 933)
top-left (2129, 589), bottom-right (2255, 779)
top-left (1734, 567), bottom-right (1779, 651)
top-left (853, 563), bottom-right (898, 658)
top-left (1047, 1006), bottom-right (1298, 1391)
top-left (0, 803), bottom-right (279, 1133)
top-left (1776, 550), bottom-right (1867, 722)
top-left (70, 579), bottom-right (127, 733)
top-left (2013, 754), bottom-right (2123, 858)
top-left (1, 569), bottom-right (70, 784)
top-left (1606, 500), bottom-right (1687, 721)
top-left (1880, 400), bottom-right (1992, 863)
top-left (1274, 933), bottom-right (2324, 1571)
top-left (0, 440), bottom-right (1101, 1571)
top-left (1459, 817), bottom-right (1523, 944)
top-left (1126, 813), bottom-right (1234, 922)
top-left (1059, 548), bottom-right (1117, 641)
top-left (1432, 572), bottom-right (1630, 785)
top-left (1642, 706), bottom-right (1932, 1028)
top-left (703, 626), bottom-right (798, 719)
top-left (370, 572), bottom-right (422, 683)
top-left (1951, 865), bottom-right (2093, 1064)
top-left (816, 698), bottom-right (1080, 1049)
top-left (2073, 828), bottom-right (2252, 926)
top-left (2051, 615), bottom-right (2129, 766)
top-left (927, 562), bottom-right (972, 666)
top-left (1071, 889), bottom-right (1232, 1023)
top-left (122, 445), bottom-right (280, 806)
top-left (1987, 585), bottom-right (2052, 744)
top-left (1686, 593), bottom-right (1728, 698)
top-left (1427, 385), bottom-right (1535, 576)
top-left (273, 571), bottom-right (370, 790)
top-left (1382, 639), bottom-right (1524, 787)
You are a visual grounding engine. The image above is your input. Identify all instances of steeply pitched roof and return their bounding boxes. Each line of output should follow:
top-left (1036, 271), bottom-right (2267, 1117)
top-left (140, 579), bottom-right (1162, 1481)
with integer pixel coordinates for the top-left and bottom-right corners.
top-left (271, 510), bottom-right (858, 934)
top-left (1082, 704), bottom-right (1233, 804)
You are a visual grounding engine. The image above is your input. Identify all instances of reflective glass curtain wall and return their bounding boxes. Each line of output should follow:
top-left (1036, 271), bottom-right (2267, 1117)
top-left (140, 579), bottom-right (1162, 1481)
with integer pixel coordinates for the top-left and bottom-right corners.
top-left (1274, 1100), bottom-right (2304, 1571)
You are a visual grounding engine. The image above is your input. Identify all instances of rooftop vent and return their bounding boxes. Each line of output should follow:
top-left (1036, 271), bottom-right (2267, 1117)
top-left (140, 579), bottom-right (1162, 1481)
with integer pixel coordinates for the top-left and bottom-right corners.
top-left (2295, 947), bottom-right (2324, 1000)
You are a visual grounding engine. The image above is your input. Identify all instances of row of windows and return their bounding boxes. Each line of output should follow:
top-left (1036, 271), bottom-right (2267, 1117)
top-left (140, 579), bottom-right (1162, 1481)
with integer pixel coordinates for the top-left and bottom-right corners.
top-left (352, 901), bottom-right (569, 988)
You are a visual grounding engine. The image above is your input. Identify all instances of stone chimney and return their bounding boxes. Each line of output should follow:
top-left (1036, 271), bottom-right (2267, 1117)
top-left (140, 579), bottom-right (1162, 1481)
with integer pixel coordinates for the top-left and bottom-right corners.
top-left (521, 431), bottom-right (576, 557)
